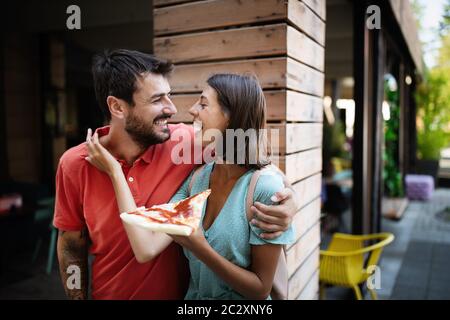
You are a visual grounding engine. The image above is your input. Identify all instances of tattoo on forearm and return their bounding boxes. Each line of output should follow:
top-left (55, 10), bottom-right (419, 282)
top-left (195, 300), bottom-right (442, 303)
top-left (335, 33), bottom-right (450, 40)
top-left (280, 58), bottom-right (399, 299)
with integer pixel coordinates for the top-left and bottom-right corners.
top-left (57, 228), bottom-right (89, 300)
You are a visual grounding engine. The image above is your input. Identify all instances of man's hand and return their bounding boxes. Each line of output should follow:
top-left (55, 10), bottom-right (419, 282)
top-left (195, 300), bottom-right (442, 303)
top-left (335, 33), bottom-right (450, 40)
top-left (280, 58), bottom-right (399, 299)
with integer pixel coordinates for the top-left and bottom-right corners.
top-left (56, 229), bottom-right (89, 300)
top-left (250, 188), bottom-right (298, 240)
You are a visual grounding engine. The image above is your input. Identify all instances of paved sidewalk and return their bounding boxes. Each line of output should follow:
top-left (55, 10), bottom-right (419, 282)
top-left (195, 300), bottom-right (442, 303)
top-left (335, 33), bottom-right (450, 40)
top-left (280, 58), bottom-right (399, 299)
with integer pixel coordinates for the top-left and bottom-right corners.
top-left (322, 188), bottom-right (450, 300)
top-left (384, 189), bottom-right (450, 299)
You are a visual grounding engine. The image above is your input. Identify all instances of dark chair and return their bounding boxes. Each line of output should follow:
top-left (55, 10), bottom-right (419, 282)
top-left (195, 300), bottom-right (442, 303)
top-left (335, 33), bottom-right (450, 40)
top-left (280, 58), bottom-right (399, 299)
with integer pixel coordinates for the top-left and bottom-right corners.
top-left (322, 184), bottom-right (350, 233)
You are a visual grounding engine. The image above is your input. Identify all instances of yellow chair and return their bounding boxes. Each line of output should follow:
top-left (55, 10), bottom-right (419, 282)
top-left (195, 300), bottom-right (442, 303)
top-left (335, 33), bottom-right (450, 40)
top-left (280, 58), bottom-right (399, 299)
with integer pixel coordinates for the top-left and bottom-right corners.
top-left (319, 232), bottom-right (394, 300)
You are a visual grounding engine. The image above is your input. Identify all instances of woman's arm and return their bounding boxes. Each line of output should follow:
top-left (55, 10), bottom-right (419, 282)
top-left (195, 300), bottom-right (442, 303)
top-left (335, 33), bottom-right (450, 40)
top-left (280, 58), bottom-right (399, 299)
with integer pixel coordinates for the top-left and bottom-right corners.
top-left (85, 129), bottom-right (172, 263)
top-left (108, 167), bottom-right (173, 263)
top-left (171, 230), bottom-right (281, 299)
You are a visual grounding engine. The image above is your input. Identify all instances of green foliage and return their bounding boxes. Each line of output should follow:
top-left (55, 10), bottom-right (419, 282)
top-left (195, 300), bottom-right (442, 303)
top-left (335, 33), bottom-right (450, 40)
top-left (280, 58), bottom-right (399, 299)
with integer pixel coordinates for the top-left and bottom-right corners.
top-left (383, 79), bottom-right (404, 198)
top-left (416, 68), bottom-right (450, 160)
top-left (439, 0), bottom-right (450, 35)
top-left (322, 119), bottom-right (346, 175)
top-left (411, 0), bottom-right (425, 33)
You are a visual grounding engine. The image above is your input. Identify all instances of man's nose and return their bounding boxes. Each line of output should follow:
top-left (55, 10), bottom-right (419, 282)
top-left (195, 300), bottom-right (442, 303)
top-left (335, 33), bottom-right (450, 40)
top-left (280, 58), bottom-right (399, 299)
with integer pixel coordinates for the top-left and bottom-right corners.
top-left (164, 99), bottom-right (177, 115)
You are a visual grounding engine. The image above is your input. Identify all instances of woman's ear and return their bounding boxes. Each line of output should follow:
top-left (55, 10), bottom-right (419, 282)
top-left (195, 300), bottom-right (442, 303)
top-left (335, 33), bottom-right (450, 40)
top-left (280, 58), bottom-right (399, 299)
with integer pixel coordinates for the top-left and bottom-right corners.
top-left (107, 96), bottom-right (126, 120)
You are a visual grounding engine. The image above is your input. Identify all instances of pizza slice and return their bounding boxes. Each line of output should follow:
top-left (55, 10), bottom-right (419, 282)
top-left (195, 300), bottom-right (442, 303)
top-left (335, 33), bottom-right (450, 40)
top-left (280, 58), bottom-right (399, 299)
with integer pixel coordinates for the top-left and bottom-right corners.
top-left (120, 189), bottom-right (211, 236)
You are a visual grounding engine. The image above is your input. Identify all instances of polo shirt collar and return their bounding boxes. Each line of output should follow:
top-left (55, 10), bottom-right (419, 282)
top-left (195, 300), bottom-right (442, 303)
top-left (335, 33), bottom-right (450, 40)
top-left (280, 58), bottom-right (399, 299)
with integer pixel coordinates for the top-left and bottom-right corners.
top-left (94, 125), bottom-right (155, 165)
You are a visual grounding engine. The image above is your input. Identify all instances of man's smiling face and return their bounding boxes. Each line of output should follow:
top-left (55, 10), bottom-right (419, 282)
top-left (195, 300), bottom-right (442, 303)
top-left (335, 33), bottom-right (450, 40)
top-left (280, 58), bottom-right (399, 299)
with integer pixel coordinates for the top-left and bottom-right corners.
top-left (124, 72), bottom-right (177, 148)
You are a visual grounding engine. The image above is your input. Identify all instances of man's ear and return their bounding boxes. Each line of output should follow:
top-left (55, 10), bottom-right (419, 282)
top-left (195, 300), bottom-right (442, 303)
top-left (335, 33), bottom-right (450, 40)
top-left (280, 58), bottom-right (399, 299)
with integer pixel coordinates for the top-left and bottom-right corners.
top-left (107, 96), bottom-right (127, 120)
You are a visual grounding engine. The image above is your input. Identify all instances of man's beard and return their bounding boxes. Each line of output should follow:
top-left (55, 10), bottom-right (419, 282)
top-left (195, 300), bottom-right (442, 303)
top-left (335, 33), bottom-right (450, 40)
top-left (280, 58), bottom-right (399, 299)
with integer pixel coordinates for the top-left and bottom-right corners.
top-left (125, 112), bottom-right (170, 149)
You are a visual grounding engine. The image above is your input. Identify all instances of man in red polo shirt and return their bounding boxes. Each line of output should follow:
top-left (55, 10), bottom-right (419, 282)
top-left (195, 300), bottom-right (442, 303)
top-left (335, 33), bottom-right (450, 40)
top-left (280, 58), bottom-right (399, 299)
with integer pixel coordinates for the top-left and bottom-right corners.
top-left (53, 49), bottom-right (297, 299)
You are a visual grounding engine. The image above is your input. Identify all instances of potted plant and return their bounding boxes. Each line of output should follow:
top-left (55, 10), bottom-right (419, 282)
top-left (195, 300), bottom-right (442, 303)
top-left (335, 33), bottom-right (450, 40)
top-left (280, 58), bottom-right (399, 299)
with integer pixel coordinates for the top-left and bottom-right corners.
top-left (415, 68), bottom-right (450, 179)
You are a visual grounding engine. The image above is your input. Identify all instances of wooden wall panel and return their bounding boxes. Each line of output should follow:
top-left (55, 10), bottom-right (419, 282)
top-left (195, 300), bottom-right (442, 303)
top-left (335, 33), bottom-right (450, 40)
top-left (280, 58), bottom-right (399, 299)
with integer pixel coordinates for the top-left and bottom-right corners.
top-left (286, 223), bottom-right (321, 277)
top-left (288, 197), bottom-right (321, 248)
top-left (288, 248), bottom-right (320, 299)
top-left (154, 0), bottom-right (286, 35)
top-left (298, 270), bottom-right (320, 300)
top-left (154, 0), bottom-right (326, 300)
top-left (268, 123), bottom-right (322, 154)
top-left (156, 24), bottom-right (325, 71)
top-left (284, 148), bottom-right (322, 183)
top-left (170, 90), bottom-right (324, 123)
top-left (286, 90), bottom-right (324, 122)
top-left (288, 0), bottom-right (326, 45)
top-left (302, 0), bottom-right (326, 21)
top-left (155, 24), bottom-right (286, 63)
top-left (292, 173), bottom-right (322, 209)
top-left (169, 58), bottom-right (286, 93)
top-left (170, 57), bottom-right (324, 96)
top-left (153, 0), bottom-right (197, 8)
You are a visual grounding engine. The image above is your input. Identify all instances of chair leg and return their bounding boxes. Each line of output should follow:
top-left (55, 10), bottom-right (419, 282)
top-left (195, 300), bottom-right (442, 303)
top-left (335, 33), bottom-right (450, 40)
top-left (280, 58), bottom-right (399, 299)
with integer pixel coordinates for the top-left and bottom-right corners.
top-left (32, 237), bottom-right (42, 263)
top-left (319, 283), bottom-right (327, 300)
top-left (352, 285), bottom-right (363, 300)
top-left (46, 228), bottom-right (57, 275)
top-left (368, 288), bottom-right (378, 300)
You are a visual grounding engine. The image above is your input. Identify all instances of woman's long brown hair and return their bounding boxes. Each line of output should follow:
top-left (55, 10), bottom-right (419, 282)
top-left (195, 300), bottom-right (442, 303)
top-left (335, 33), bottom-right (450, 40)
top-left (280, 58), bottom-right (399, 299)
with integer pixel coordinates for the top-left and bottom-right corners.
top-left (207, 73), bottom-right (271, 170)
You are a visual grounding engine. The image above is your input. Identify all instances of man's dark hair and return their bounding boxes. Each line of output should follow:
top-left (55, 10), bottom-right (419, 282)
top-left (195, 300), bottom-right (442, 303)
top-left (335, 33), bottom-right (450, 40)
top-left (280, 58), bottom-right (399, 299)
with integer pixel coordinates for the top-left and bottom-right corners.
top-left (91, 49), bottom-right (174, 121)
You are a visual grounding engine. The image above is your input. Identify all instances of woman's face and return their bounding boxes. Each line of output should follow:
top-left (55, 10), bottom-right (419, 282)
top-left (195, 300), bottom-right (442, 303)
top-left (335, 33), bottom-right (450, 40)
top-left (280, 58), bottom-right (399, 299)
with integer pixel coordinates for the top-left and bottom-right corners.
top-left (189, 85), bottom-right (229, 147)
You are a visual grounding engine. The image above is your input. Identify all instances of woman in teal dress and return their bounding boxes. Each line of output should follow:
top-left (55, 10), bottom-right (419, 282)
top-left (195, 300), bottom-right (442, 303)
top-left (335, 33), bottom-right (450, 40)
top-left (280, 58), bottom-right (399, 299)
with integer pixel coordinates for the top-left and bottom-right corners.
top-left (85, 74), bottom-right (295, 299)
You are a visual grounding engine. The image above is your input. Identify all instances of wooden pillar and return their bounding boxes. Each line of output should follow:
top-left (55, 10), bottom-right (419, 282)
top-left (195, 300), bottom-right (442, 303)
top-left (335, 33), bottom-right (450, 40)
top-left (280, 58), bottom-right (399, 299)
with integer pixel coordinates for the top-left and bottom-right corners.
top-left (399, 62), bottom-right (416, 175)
top-left (408, 73), bottom-right (417, 174)
top-left (154, 0), bottom-right (326, 300)
top-left (352, 0), bottom-right (384, 234)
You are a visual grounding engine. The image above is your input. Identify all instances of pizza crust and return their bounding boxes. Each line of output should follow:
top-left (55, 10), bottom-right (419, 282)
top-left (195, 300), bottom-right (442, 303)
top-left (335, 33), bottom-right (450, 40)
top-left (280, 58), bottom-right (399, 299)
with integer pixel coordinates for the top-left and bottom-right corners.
top-left (120, 212), bottom-right (194, 236)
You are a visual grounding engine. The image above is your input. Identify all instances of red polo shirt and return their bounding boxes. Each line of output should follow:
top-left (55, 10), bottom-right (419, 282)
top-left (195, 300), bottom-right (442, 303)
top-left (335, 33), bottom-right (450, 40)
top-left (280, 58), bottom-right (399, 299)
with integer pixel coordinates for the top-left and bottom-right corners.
top-left (53, 124), bottom-right (198, 299)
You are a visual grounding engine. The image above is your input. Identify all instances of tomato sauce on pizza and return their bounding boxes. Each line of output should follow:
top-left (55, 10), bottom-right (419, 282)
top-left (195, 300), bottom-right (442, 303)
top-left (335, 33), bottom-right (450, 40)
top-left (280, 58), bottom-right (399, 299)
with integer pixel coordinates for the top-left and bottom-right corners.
top-left (129, 189), bottom-right (211, 230)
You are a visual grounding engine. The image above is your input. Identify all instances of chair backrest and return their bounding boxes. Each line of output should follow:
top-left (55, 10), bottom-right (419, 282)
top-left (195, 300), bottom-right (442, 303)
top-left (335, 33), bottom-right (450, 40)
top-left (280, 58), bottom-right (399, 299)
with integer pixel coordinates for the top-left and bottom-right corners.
top-left (320, 233), bottom-right (394, 285)
top-left (365, 233), bottom-right (394, 268)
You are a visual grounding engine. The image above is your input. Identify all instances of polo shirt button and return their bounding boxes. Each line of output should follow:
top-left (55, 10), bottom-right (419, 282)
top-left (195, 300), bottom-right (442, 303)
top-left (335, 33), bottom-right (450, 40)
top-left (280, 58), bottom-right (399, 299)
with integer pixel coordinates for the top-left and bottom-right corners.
top-left (128, 177), bottom-right (134, 182)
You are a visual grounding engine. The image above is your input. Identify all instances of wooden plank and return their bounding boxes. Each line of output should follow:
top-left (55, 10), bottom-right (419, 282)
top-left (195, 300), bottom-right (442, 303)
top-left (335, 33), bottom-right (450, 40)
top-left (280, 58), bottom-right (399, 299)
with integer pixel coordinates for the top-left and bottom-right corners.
top-left (288, 0), bottom-right (325, 46)
top-left (288, 247), bottom-right (319, 298)
top-left (287, 197), bottom-right (321, 249)
top-left (153, 0), bottom-right (197, 8)
top-left (265, 90), bottom-right (288, 121)
top-left (297, 270), bottom-right (319, 300)
top-left (154, 0), bottom-right (287, 35)
top-left (286, 90), bottom-right (323, 122)
top-left (292, 173), bottom-right (322, 210)
top-left (169, 90), bottom-right (287, 123)
top-left (169, 89), bottom-right (323, 123)
top-left (154, 24), bottom-right (286, 64)
top-left (169, 58), bottom-right (287, 93)
top-left (286, 123), bottom-right (322, 153)
top-left (268, 123), bottom-right (322, 155)
top-left (287, 26), bottom-right (324, 71)
top-left (286, 223), bottom-right (321, 277)
top-left (170, 58), bottom-right (324, 97)
top-left (302, 0), bottom-right (326, 21)
top-left (282, 148), bottom-right (322, 183)
top-left (165, 120), bottom-right (321, 156)
top-left (287, 58), bottom-right (324, 97)
top-left (156, 24), bottom-right (324, 72)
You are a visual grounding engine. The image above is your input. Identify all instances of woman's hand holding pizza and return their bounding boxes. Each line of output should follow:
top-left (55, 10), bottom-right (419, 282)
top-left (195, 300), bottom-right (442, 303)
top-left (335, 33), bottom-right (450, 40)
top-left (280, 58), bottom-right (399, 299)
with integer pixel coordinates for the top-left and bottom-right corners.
top-left (170, 226), bottom-right (208, 254)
